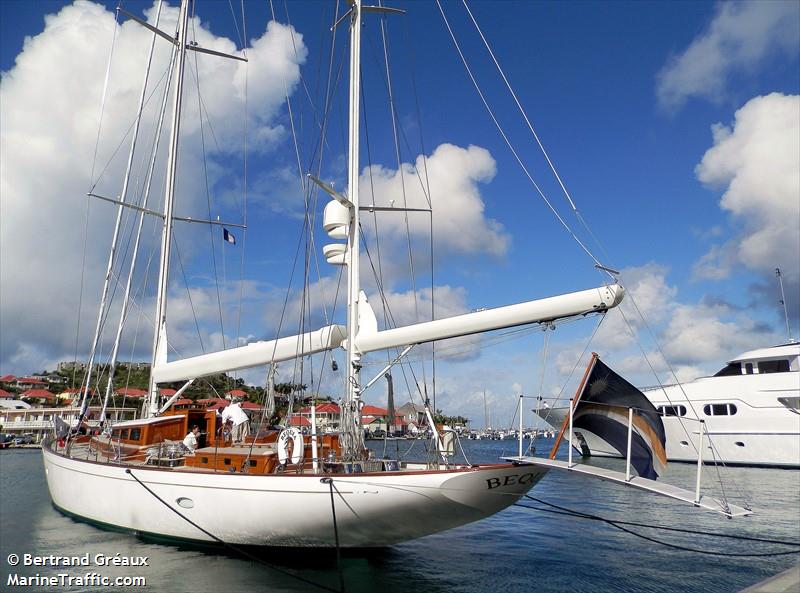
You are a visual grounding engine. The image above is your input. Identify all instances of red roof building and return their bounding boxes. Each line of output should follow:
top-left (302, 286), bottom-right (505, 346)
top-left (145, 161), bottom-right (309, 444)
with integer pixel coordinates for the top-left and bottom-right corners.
top-left (204, 399), bottom-right (231, 411)
top-left (0, 374), bottom-right (17, 383)
top-left (240, 401), bottom-right (262, 410)
top-left (297, 402), bottom-right (340, 415)
top-left (21, 389), bottom-right (56, 402)
top-left (60, 387), bottom-right (94, 398)
top-left (0, 389), bottom-right (13, 398)
top-left (16, 377), bottom-right (48, 389)
top-left (159, 388), bottom-right (177, 396)
top-left (115, 387), bottom-right (148, 399)
top-left (226, 389), bottom-right (248, 399)
top-left (362, 405), bottom-right (388, 417)
top-left (289, 416), bottom-right (311, 427)
top-left (198, 397), bottom-right (229, 407)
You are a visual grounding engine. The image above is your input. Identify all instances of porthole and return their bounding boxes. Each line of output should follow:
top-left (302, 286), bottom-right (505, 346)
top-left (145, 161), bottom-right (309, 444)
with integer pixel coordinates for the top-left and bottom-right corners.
top-left (176, 497), bottom-right (194, 509)
top-left (679, 440), bottom-right (689, 447)
top-left (735, 442), bottom-right (745, 447)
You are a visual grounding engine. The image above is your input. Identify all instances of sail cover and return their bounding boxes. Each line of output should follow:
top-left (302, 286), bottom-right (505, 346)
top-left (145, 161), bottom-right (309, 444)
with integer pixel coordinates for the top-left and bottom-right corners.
top-left (573, 357), bottom-right (667, 480)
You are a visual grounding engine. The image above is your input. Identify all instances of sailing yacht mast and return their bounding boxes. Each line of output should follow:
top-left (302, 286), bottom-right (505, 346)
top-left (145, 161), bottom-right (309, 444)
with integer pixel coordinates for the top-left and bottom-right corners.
top-left (343, 0), bottom-right (365, 458)
top-left (148, 0), bottom-right (191, 417)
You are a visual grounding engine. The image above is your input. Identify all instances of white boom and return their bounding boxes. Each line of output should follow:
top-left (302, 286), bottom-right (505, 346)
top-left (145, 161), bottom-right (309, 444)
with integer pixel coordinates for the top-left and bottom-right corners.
top-left (151, 325), bottom-right (347, 384)
top-left (351, 284), bottom-right (625, 354)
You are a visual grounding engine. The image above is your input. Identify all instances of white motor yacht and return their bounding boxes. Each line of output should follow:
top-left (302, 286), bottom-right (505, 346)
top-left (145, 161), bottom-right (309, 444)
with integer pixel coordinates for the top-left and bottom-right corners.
top-left (541, 343), bottom-right (800, 467)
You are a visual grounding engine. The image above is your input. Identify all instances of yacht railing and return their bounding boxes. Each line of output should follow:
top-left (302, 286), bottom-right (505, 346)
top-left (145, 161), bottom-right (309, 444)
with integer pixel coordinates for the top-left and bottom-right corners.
top-left (564, 398), bottom-right (710, 506)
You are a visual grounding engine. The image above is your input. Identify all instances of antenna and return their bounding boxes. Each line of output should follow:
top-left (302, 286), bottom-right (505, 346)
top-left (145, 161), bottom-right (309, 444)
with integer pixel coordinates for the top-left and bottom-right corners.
top-left (775, 268), bottom-right (794, 343)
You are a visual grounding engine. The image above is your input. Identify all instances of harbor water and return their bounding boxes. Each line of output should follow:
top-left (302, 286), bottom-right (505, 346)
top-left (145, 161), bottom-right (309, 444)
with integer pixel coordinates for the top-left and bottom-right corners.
top-left (1, 439), bottom-right (798, 593)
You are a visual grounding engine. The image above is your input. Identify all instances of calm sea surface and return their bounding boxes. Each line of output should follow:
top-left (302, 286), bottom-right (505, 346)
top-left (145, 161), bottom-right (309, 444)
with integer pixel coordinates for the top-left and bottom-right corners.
top-left (1, 439), bottom-right (798, 593)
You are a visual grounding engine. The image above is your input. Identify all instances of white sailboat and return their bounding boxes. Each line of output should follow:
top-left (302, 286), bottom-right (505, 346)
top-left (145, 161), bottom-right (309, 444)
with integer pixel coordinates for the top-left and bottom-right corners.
top-left (42, 0), bottom-right (748, 549)
top-left (42, 0), bottom-right (625, 547)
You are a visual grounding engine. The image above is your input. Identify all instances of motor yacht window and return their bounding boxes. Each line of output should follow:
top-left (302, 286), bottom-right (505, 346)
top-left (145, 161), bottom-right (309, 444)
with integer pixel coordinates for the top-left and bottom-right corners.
top-left (703, 403), bottom-right (737, 416)
top-left (658, 405), bottom-right (687, 417)
top-left (745, 363), bottom-right (754, 374)
top-left (129, 428), bottom-right (141, 441)
top-left (758, 359), bottom-right (791, 374)
top-left (713, 363), bottom-right (741, 377)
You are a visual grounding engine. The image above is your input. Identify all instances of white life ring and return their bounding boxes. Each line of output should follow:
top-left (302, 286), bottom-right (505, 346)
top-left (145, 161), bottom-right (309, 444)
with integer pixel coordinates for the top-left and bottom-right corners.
top-left (278, 428), bottom-right (304, 465)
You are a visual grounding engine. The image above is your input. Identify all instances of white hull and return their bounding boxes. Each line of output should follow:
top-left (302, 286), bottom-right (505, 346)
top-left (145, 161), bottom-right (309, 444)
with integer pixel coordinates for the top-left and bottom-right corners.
top-left (541, 348), bottom-right (800, 468)
top-left (42, 442), bottom-right (546, 547)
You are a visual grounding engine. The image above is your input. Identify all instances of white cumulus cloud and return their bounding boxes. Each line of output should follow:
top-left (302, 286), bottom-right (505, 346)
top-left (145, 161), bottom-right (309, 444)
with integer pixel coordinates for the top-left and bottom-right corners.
top-left (0, 1), bottom-right (306, 374)
top-left (693, 93), bottom-right (799, 327)
top-left (656, 1), bottom-right (799, 112)
top-left (359, 143), bottom-right (509, 257)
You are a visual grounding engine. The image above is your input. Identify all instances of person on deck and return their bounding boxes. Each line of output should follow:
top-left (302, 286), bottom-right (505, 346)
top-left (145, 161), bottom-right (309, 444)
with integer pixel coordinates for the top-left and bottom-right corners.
top-left (183, 425), bottom-right (200, 453)
top-left (221, 402), bottom-right (250, 444)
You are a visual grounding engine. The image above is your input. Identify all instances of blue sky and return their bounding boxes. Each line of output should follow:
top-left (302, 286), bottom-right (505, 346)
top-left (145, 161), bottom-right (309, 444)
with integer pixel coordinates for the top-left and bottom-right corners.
top-left (1, 1), bottom-right (798, 426)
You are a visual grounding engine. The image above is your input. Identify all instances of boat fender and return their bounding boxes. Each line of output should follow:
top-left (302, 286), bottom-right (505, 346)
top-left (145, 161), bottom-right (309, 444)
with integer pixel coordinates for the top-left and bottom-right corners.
top-left (278, 428), bottom-right (304, 465)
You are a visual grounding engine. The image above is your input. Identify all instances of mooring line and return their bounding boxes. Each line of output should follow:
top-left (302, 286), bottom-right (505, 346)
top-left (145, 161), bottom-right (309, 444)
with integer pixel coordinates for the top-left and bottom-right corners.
top-left (517, 495), bottom-right (800, 557)
top-left (125, 469), bottom-right (342, 593)
top-left (323, 477), bottom-right (347, 593)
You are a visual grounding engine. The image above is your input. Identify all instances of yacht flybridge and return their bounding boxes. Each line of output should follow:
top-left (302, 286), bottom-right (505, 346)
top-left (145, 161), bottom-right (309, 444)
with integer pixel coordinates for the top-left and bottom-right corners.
top-left (43, 0), bottom-right (750, 549)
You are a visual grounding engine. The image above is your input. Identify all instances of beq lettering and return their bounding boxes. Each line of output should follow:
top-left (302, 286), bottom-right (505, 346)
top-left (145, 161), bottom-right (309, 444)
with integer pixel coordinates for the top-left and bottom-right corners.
top-left (486, 473), bottom-right (536, 489)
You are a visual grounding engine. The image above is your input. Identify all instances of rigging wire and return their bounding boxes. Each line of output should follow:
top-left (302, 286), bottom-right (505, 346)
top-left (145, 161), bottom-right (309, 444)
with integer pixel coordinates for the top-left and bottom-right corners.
top-left (616, 304), bottom-right (753, 510)
top-left (400, 11), bottom-right (439, 412)
top-left (435, 0), bottom-right (608, 275)
top-left (461, 0), bottom-right (608, 260)
top-left (376, 10), bottom-right (427, 397)
top-left (126, 469), bottom-right (343, 593)
top-left (188, 11), bottom-right (227, 357)
top-left (235, 0), bottom-right (249, 361)
top-left (74, 5), bottom-right (122, 389)
top-left (456, 0), bottom-right (752, 508)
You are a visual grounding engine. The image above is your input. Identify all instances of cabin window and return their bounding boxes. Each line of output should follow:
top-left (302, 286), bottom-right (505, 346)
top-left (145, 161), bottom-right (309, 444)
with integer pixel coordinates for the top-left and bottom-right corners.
top-left (658, 405), bottom-right (687, 417)
top-left (713, 363), bottom-right (741, 377)
top-left (758, 359), bottom-right (791, 374)
top-left (745, 363), bottom-right (754, 375)
top-left (201, 457), bottom-right (209, 464)
top-left (120, 429), bottom-right (130, 440)
top-left (249, 460), bottom-right (257, 467)
top-left (129, 428), bottom-right (141, 441)
top-left (703, 403), bottom-right (737, 416)
top-left (224, 458), bottom-right (231, 466)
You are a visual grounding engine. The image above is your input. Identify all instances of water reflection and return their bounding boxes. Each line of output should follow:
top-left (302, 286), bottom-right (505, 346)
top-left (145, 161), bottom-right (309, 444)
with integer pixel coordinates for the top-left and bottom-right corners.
top-left (1, 439), bottom-right (798, 593)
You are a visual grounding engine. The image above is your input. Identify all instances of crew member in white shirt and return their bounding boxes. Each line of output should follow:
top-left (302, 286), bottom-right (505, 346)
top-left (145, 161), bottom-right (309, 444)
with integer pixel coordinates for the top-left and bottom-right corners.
top-left (183, 425), bottom-right (200, 453)
top-left (221, 402), bottom-right (250, 444)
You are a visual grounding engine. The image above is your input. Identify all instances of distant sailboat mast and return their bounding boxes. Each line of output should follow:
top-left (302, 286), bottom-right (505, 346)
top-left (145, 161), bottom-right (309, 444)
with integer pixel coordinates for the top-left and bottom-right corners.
top-left (776, 267), bottom-right (795, 343)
